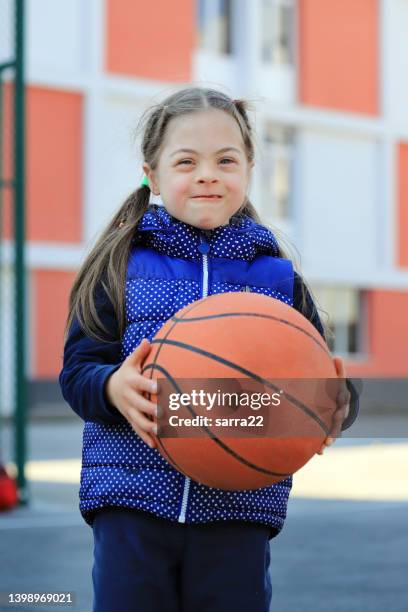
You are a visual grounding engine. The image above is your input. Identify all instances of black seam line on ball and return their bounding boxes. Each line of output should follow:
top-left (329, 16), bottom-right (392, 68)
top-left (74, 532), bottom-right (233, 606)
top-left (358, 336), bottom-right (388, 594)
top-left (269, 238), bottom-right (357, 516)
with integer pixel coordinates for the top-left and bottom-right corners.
top-left (147, 299), bottom-right (201, 384)
top-left (171, 312), bottom-right (329, 356)
top-left (149, 338), bottom-right (330, 436)
top-left (142, 362), bottom-right (291, 478)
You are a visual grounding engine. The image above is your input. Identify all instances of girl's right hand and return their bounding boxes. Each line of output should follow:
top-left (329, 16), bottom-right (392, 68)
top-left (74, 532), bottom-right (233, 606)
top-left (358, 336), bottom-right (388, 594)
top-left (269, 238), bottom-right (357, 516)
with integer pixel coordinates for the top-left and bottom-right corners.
top-left (105, 339), bottom-right (158, 449)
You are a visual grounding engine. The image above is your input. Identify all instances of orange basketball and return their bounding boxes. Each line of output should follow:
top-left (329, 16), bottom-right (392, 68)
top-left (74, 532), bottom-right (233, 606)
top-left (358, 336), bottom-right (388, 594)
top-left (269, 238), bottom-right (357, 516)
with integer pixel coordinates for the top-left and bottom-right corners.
top-left (142, 292), bottom-right (339, 490)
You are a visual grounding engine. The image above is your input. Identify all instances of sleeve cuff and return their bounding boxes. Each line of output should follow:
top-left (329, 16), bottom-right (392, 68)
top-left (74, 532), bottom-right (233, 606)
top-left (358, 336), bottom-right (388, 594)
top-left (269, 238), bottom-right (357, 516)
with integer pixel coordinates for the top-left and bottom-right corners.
top-left (95, 363), bottom-right (126, 424)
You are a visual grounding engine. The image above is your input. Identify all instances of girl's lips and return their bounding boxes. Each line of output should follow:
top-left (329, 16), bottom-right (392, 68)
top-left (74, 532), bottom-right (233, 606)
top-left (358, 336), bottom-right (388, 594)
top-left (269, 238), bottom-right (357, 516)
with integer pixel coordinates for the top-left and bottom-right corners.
top-left (192, 195), bottom-right (222, 199)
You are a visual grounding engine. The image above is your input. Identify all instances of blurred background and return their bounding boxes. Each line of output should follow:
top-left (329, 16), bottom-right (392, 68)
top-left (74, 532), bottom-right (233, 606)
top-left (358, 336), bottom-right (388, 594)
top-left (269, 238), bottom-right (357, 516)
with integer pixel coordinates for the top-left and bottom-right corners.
top-left (0, 1), bottom-right (407, 611)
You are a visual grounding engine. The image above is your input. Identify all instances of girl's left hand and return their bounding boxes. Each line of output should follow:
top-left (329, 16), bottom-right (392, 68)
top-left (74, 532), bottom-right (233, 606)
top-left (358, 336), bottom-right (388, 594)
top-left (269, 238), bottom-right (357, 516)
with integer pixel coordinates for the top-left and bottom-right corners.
top-left (316, 356), bottom-right (351, 456)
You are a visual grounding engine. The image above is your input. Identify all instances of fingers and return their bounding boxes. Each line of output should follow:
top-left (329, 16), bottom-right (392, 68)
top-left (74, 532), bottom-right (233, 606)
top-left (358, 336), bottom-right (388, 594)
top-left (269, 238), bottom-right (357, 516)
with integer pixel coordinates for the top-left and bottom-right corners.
top-left (317, 436), bottom-right (334, 456)
top-left (331, 358), bottom-right (351, 432)
top-left (318, 386), bottom-right (350, 456)
top-left (128, 388), bottom-right (157, 418)
top-left (333, 384), bottom-right (351, 432)
top-left (130, 407), bottom-right (157, 436)
top-left (329, 406), bottom-right (346, 440)
top-left (110, 339), bottom-right (158, 449)
top-left (333, 356), bottom-right (346, 378)
top-left (126, 338), bottom-right (152, 371)
top-left (122, 386), bottom-right (158, 449)
top-left (132, 424), bottom-right (156, 449)
top-left (135, 373), bottom-right (157, 396)
top-left (318, 370), bottom-right (351, 457)
top-left (319, 387), bottom-right (351, 456)
top-left (126, 402), bottom-right (158, 449)
top-left (337, 387), bottom-right (351, 410)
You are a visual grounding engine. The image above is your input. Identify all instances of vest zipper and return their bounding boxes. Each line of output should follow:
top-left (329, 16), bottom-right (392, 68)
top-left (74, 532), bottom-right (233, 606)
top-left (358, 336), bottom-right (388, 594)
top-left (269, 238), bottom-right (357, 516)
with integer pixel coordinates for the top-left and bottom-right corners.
top-left (202, 253), bottom-right (209, 297)
top-left (178, 233), bottom-right (210, 523)
top-left (178, 477), bottom-right (191, 523)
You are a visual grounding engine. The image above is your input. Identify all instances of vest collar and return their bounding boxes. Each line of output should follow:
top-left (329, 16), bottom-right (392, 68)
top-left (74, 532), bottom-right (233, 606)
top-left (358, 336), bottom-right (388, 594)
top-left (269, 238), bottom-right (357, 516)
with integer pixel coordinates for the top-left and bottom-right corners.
top-left (134, 204), bottom-right (280, 261)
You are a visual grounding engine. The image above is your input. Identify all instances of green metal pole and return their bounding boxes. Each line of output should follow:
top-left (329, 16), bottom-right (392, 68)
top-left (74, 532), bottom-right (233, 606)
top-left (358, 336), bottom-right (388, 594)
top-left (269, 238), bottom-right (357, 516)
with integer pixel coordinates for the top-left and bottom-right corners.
top-left (14, 0), bottom-right (28, 504)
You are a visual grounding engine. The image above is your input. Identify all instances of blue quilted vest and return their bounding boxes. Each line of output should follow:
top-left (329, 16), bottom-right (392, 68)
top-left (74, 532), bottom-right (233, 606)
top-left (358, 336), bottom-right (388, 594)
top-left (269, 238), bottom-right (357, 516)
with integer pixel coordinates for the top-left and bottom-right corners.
top-left (80, 206), bottom-right (294, 536)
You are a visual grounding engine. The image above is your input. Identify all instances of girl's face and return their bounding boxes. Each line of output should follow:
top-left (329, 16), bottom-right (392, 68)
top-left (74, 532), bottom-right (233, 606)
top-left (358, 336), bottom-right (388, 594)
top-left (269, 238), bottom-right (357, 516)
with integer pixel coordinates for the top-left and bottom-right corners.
top-left (143, 108), bottom-right (253, 230)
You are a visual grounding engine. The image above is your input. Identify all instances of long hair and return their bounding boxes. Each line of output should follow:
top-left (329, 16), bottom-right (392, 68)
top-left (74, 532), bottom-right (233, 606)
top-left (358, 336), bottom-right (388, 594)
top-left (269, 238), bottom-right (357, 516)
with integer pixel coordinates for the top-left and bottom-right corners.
top-left (64, 87), bottom-right (330, 344)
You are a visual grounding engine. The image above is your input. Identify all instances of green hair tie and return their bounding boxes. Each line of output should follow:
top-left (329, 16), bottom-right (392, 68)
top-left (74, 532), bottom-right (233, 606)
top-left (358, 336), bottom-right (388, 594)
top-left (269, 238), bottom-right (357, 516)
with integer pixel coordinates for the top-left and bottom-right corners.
top-left (141, 175), bottom-right (149, 187)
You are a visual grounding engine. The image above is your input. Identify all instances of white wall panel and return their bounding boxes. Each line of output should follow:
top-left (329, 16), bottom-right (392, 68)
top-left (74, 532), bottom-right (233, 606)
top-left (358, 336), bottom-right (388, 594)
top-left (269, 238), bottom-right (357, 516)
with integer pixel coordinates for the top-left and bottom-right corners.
top-left (297, 129), bottom-right (380, 279)
top-left (384, 0), bottom-right (408, 129)
top-left (84, 95), bottom-right (145, 245)
top-left (0, 0), bottom-right (14, 64)
top-left (27, 0), bottom-right (89, 76)
top-left (192, 52), bottom-right (239, 94)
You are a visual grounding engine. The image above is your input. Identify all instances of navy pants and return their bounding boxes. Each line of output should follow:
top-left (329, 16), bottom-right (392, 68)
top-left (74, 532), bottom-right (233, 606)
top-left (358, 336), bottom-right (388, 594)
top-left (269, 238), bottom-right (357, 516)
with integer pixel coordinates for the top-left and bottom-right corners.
top-left (92, 507), bottom-right (272, 612)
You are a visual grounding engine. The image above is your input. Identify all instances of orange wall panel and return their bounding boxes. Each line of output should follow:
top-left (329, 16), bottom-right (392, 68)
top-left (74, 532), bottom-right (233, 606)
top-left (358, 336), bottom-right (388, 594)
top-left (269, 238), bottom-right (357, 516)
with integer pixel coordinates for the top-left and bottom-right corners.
top-left (397, 143), bottom-right (408, 267)
top-left (34, 270), bottom-right (77, 378)
top-left (298, 0), bottom-right (379, 115)
top-left (106, 0), bottom-right (194, 80)
top-left (27, 87), bottom-right (82, 243)
top-left (347, 290), bottom-right (408, 377)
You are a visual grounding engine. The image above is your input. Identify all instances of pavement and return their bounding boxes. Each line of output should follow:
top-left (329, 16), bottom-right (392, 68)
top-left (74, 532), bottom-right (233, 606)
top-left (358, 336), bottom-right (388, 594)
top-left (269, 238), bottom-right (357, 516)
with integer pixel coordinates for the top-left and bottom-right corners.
top-left (0, 416), bottom-right (407, 612)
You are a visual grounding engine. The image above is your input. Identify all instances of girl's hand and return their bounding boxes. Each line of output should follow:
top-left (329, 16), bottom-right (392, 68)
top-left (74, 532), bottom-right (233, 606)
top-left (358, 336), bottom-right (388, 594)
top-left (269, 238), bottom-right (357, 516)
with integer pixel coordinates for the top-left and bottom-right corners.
top-left (105, 339), bottom-right (158, 449)
top-left (316, 356), bottom-right (351, 456)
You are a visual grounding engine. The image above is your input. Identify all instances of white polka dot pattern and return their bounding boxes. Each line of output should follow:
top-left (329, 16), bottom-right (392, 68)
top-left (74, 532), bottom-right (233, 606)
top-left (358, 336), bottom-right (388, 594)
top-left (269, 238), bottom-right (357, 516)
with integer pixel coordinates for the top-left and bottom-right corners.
top-left (211, 282), bottom-right (292, 306)
top-left (134, 206), bottom-right (280, 261)
top-left (80, 205), bottom-right (293, 529)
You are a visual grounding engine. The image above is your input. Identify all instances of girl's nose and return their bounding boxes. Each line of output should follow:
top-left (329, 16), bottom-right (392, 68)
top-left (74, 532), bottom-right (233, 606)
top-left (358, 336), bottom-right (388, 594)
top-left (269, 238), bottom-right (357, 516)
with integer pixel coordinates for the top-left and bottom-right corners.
top-left (196, 163), bottom-right (218, 183)
top-left (197, 172), bottom-right (218, 183)
top-left (197, 177), bottom-right (218, 183)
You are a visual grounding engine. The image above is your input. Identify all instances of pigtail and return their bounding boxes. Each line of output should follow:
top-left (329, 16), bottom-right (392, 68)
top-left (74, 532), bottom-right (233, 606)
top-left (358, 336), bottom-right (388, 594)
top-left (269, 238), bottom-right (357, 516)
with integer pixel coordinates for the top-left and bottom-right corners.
top-left (64, 185), bottom-right (150, 344)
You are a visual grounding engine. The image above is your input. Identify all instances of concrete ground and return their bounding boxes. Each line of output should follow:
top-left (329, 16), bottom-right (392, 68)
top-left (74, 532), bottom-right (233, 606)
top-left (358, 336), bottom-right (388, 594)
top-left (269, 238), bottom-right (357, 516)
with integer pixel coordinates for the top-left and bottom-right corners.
top-left (0, 417), bottom-right (407, 612)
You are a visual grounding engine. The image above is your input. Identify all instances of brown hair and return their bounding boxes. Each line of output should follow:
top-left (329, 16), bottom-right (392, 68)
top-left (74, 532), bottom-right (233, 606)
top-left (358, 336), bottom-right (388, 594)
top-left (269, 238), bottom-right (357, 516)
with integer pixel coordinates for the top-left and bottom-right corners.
top-left (63, 87), bottom-right (330, 345)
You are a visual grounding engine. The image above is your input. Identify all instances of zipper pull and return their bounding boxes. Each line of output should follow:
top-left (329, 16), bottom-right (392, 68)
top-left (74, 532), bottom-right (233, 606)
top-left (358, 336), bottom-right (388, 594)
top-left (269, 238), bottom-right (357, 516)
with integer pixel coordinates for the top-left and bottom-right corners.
top-left (198, 233), bottom-right (210, 255)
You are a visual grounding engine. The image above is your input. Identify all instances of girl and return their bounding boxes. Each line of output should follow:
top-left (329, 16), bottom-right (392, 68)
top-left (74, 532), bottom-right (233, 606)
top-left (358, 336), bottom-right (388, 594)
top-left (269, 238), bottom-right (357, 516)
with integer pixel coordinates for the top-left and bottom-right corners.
top-left (59, 87), bottom-right (356, 612)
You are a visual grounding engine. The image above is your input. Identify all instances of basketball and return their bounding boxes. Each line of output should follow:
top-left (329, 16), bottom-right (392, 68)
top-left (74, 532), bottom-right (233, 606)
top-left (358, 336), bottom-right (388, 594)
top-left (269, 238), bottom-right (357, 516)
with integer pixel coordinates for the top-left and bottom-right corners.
top-left (142, 292), bottom-right (339, 490)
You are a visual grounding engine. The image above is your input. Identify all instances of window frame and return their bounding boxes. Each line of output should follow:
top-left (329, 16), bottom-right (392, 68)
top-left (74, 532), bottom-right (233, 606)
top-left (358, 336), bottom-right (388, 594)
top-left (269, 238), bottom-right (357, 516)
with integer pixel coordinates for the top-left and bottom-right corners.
top-left (261, 122), bottom-right (296, 223)
top-left (196, 0), bottom-right (234, 56)
top-left (260, 0), bottom-right (296, 66)
top-left (313, 287), bottom-right (367, 359)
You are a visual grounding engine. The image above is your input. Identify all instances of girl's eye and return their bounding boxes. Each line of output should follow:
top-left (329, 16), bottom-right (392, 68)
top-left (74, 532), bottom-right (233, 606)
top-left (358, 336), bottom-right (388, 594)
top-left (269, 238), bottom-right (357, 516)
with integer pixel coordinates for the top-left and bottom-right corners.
top-left (177, 158), bottom-right (236, 166)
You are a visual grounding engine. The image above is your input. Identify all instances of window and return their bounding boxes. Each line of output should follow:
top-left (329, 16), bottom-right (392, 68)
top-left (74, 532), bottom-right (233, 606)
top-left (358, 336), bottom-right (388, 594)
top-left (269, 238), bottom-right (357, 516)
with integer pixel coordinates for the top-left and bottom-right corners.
top-left (261, 0), bottom-right (295, 65)
top-left (312, 287), bottom-right (364, 356)
top-left (262, 124), bottom-right (295, 221)
top-left (197, 0), bottom-right (233, 55)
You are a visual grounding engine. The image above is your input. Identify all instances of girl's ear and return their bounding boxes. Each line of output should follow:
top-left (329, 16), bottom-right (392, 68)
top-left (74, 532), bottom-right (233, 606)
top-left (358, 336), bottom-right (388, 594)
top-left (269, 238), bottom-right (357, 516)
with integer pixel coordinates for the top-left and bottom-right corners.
top-left (142, 163), bottom-right (160, 195)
